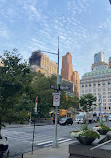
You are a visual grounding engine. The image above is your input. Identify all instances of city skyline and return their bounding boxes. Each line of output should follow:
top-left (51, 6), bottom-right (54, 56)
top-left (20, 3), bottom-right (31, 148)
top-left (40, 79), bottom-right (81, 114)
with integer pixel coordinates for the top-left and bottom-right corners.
top-left (0, 0), bottom-right (111, 78)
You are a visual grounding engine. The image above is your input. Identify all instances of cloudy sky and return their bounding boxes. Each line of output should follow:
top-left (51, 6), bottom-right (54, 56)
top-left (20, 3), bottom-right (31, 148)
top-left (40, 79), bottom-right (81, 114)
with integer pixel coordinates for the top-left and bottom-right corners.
top-left (0, 0), bottom-right (111, 78)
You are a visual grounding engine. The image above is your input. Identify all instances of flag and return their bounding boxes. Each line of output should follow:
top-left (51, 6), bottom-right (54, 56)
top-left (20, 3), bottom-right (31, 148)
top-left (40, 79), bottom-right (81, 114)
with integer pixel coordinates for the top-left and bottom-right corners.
top-left (35, 96), bottom-right (38, 113)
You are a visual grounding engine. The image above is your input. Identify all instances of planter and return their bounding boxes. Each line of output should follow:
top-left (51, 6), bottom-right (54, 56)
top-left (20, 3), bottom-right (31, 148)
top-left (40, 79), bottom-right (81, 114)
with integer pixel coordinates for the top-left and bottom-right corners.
top-left (76, 136), bottom-right (96, 145)
top-left (98, 129), bottom-right (108, 135)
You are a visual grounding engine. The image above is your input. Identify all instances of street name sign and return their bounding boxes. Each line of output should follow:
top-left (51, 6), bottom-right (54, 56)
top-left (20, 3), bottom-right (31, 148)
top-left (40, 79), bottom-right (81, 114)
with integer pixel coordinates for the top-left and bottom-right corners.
top-left (53, 93), bottom-right (60, 106)
top-left (59, 85), bottom-right (70, 90)
top-left (50, 84), bottom-right (70, 91)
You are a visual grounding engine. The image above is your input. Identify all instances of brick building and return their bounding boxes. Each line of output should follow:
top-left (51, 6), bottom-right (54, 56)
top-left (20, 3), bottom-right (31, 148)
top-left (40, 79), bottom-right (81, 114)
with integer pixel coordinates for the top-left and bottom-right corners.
top-left (61, 52), bottom-right (80, 96)
top-left (29, 50), bottom-right (57, 77)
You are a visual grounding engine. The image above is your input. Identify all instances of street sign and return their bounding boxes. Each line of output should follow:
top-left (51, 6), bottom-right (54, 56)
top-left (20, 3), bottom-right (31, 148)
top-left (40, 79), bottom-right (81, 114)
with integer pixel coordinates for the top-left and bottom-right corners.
top-left (50, 84), bottom-right (57, 90)
top-left (59, 85), bottom-right (70, 90)
top-left (50, 84), bottom-right (70, 91)
top-left (53, 93), bottom-right (60, 106)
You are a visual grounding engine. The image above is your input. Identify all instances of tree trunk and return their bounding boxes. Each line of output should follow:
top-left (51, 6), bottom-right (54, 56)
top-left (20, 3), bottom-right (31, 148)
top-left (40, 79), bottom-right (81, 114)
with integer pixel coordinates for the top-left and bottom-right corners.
top-left (86, 112), bottom-right (89, 123)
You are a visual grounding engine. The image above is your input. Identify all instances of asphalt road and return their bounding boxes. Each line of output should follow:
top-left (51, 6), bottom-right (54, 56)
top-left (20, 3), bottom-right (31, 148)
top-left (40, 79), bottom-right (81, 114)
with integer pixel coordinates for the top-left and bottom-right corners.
top-left (2, 121), bottom-right (111, 157)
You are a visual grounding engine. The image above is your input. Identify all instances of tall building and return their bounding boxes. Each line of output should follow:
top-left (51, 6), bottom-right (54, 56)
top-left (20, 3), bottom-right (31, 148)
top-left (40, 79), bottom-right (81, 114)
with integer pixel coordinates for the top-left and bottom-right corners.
top-left (29, 50), bottom-right (57, 77)
top-left (80, 52), bottom-right (111, 114)
top-left (61, 52), bottom-right (80, 96)
top-left (94, 52), bottom-right (105, 63)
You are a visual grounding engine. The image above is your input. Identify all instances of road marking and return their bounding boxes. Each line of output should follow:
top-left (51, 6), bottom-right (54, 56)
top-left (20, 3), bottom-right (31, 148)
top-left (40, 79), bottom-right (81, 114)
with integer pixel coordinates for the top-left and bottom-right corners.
top-left (44, 139), bottom-right (75, 147)
top-left (37, 138), bottom-right (64, 145)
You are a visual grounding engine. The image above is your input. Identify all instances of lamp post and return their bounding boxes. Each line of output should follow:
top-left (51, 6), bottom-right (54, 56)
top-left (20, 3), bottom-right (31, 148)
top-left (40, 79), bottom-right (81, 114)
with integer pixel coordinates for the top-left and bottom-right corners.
top-left (98, 94), bottom-right (102, 122)
top-left (41, 36), bottom-right (60, 148)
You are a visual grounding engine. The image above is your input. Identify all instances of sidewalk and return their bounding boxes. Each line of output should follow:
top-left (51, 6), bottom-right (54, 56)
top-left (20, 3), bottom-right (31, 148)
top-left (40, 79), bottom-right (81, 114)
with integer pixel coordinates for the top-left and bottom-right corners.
top-left (23, 141), bottom-right (73, 158)
top-left (3, 123), bottom-right (51, 128)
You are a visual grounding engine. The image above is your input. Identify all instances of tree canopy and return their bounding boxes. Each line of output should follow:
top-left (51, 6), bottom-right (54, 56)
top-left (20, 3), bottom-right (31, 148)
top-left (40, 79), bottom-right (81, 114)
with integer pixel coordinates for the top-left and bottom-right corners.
top-left (79, 93), bottom-right (97, 112)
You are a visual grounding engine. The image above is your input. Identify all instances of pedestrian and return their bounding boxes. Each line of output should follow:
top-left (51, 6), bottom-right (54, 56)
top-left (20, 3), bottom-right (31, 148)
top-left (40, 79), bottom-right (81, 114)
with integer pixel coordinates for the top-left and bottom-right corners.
top-left (51, 117), bottom-right (53, 124)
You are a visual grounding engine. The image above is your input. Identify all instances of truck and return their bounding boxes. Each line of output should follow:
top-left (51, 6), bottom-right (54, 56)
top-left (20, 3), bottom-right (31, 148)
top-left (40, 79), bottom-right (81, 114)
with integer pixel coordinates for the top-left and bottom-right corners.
top-left (75, 112), bottom-right (94, 124)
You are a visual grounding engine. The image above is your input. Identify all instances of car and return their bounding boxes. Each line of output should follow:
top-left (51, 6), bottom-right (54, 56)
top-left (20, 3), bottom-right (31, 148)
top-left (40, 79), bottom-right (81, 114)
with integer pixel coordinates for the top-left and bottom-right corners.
top-left (75, 115), bottom-right (85, 124)
top-left (59, 117), bottom-right (73, 125)
top-left (108, 115), bottom-right (111, 121)
top-left (0, 136), bottom-right (8, 157)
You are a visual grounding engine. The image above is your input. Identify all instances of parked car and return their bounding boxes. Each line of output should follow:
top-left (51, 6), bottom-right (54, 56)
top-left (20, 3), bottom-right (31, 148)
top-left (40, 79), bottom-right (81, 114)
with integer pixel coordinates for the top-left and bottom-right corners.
top-left (59, 117), bottom-right (73, 125)
top-left (108, 115), bottom-right (111, 121)
top-left (75, 115), bottom-right (85, 124)
top-left (0, 136), bottom-right (8, 157)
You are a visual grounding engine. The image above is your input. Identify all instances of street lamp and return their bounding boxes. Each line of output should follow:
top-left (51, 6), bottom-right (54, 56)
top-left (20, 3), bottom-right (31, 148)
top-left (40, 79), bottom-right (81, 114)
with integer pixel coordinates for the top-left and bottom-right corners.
top-left (98, 94), bottom-right (102, 122)
top-left (41, 36), bottom-right (60, 148)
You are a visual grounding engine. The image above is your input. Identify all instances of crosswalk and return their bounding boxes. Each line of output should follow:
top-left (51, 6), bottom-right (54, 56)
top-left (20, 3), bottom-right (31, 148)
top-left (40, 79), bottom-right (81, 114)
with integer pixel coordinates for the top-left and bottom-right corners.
top-left (2, 128), bottom-right (73, 148)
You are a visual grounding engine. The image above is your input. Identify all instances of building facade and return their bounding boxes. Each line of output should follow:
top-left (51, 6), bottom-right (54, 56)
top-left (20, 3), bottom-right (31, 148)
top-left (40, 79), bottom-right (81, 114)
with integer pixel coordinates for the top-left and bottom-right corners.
top-left (61, 52), bottom-right (80, 96)
top-left (80, 52), bottom-right (111, 114)
top-left (29, 50), bottom-right (57, 77)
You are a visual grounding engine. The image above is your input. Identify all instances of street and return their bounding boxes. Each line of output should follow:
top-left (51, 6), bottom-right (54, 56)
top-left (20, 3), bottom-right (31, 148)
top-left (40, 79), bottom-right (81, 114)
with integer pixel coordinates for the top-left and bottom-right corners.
top-left (2, 121), bottom-right (111, 157)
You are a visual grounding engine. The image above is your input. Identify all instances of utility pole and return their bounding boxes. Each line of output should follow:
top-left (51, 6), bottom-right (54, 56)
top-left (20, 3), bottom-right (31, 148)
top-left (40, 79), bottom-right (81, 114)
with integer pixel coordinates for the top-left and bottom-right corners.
top-left (32, 96), bottom-right (38, 154)
top-left (52, 36), bottom-right (60, 148)
top-left (41, 36), bottom-right (60, 148)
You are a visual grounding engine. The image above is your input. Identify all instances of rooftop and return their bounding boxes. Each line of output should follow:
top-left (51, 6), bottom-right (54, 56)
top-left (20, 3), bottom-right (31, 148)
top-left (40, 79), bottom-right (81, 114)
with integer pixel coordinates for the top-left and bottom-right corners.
top-left (82, 68), bottom-right (111, 79)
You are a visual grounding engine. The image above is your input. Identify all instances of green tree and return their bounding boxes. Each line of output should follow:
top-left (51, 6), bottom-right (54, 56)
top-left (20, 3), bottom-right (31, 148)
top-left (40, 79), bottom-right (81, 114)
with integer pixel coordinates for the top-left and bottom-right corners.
top-left (0, 49), bottom-right (34, 135)
top-left (79, 93), bottom-right (97, 112)
top-left (32, 73), bottom-right (57, 117)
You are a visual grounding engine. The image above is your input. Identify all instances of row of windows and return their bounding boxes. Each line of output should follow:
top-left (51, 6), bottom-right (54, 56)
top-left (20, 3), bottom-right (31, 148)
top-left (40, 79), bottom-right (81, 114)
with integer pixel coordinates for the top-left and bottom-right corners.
top-left (81, 88), bottom-right (111, 93)
top-left (82, 81), bottom-right (111, 88)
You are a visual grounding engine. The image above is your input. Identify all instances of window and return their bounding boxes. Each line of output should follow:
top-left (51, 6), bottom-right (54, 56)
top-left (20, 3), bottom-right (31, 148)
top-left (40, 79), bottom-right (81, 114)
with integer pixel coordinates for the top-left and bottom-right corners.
top-left (93, 83), bottom-right (96, 87)
top-left (82, 84), bottom-right (84, 87)
top-left (98, 82), bottom-right (100, 86)
top-left (93, 89), bottom-right (96, 92)
top-left (89, 83), bottom-right (91, 87)
top-left (103, 88), bottom-right (106, 91)
top-left (103, 82), bottom-right (105, 86)
top-left (108, 88), bottom-right (111, 91)
top-left (103, 99), bottom-right (106, 102)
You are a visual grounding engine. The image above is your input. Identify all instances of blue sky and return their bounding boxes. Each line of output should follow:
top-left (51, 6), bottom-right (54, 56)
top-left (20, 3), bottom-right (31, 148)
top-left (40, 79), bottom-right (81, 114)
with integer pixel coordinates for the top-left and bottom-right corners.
top-left (0, 0), bottom-right (111, 78)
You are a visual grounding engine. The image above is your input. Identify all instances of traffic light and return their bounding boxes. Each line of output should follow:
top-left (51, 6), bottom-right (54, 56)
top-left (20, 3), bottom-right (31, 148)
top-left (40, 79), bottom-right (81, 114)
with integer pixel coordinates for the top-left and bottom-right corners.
top-left (66, 95), bottom-right (68, 101)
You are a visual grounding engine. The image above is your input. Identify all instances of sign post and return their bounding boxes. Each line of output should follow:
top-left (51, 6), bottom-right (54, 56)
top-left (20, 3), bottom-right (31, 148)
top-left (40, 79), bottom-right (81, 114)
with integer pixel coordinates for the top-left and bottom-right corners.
top-left (32, 96), bottom-right (38, 154)
top-left (52, 93), bottom-right (60, 148)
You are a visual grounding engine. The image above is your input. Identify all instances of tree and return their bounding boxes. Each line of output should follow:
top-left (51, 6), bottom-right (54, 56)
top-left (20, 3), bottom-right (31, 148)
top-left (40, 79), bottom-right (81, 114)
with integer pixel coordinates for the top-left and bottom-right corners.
top-left (0, 49), bottom-right (34, 135)
top-left (79, 93), bottom-right (97, 112)
top-left (32, 73), bottom-right (57, 118)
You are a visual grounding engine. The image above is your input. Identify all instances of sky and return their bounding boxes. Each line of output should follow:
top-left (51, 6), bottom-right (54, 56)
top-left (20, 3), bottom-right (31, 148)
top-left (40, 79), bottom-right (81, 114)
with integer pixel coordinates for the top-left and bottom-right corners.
top-left (0, 0), bottom-right (111, 78)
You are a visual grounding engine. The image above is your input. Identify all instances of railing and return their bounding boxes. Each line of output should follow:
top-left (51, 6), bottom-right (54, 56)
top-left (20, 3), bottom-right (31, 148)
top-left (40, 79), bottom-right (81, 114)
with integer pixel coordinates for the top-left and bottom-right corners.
top-left (90, 139), bottom-right (111, 151)
top-left (90, 139), bottom-right (111, 158)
